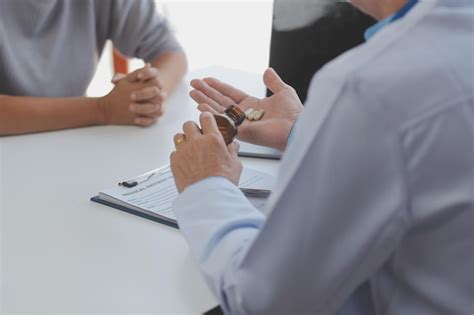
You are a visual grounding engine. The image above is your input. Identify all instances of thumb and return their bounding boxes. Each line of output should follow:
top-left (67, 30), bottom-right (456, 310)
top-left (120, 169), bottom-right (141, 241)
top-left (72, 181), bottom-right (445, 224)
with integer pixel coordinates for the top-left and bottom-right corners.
top-left (263, 68), bottom-right (287, 94)
top-left (227, 140), bottom-right (240, 157)
top-left (111, 73), bottom-right (126, 84)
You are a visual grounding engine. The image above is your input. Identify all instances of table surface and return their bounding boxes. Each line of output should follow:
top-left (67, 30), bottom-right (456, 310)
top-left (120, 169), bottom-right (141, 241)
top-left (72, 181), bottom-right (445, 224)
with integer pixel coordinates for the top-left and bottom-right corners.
top-left (0, 67), bottom-right (280, 313)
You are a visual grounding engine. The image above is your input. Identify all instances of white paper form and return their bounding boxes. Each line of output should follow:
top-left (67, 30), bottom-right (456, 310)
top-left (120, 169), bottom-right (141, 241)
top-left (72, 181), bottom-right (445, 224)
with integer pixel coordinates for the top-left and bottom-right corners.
top-left (99, 165), bottom-right (177, 220)
top-left (98, 165), bottom-right (275, 221)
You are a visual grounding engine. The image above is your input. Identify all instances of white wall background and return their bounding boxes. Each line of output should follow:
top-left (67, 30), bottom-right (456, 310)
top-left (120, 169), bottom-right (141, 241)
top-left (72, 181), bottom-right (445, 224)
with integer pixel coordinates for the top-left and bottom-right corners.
top-left (87, 0), bottom-right (273, 97)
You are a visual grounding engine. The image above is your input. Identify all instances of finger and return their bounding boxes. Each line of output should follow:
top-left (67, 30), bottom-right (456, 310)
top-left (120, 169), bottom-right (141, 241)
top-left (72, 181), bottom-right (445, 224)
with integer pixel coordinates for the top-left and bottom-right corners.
top-left (197, 103), bottom-right (220, 115)
top-left (170, 151), bottom-right (177, 167)
top-left (190, 90), bottom-right (226, 112)
top-left (126, 65), bottom-right (159, 83)
top-left (111, 73), bottom-right (126, 84)
top-left (137, 67), bottom-right (161, 83)
top-left (173, 133), bottom-right (186, 149)
top-left (183, 121), bottom-right (202, 139)
top-left (129, 103), bottom-right (163, 116)
top-left (190, 79), bottom-right (235, 107)
top-left (203, 77), bottom-right (248, 103)
top-left (263, 67), bottom-right (288, 94)
top-left (169, 151), bottom-right (185, 193)
top-left (125, 68), bottom-right (143, 82)
top-left (169, 151), bottom-right (179, 175)
top-left (147, 89), bottom-right (167, 104)
top-left (135, 116), bottom-right (158, 127)
top-left (227, 140), bottom-right (240, 157)
top-left (200, 112), bottom-right (220, 136)
top-left (131, 86), bottom-right (162, 102)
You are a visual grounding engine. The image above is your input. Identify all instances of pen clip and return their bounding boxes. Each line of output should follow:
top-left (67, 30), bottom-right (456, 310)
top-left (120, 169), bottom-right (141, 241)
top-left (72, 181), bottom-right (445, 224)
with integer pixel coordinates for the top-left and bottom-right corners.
top-left (240, 188), bottom-right (271, 198)
top-left (119, 164), bottom-right (171, 188)
top-left (119, 172), bottom-right (157, 188)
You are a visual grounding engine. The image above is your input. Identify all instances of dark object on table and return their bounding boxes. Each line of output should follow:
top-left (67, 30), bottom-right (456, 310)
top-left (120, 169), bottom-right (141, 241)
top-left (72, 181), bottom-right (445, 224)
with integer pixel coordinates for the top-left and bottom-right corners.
top-left (268, 2), bottom-right (376, 103)
top-left (204, 306), bottom-right (224, 315)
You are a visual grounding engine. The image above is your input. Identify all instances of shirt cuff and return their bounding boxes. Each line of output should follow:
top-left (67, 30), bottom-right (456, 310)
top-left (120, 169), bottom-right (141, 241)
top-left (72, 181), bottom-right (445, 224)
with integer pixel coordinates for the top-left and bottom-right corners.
top-left (173, 176), bottom-right (265, 261)
top-left (287, 120), bottom-right (299, 145)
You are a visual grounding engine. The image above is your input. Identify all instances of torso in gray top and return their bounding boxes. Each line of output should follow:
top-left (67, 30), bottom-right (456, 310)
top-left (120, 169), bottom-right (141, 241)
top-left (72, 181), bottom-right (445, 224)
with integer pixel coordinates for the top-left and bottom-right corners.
top-left (0, 0), bottom-right (182, 97)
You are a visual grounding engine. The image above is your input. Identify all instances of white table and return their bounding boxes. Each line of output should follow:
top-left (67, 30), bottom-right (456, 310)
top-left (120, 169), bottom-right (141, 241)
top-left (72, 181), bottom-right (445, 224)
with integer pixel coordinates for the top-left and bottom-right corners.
top-left (0, 67), bottom-right (279, 313)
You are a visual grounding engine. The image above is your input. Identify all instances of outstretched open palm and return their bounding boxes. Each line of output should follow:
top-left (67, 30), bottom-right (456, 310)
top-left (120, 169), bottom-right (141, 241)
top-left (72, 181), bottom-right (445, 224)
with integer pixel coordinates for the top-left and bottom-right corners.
top-left (190, 68), bottom-right (303, 151)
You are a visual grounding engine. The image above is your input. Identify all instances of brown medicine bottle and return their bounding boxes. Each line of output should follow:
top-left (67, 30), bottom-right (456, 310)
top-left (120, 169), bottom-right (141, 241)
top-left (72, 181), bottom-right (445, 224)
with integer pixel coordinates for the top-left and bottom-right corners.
top-left (214, 105), bottom-right (246, 145)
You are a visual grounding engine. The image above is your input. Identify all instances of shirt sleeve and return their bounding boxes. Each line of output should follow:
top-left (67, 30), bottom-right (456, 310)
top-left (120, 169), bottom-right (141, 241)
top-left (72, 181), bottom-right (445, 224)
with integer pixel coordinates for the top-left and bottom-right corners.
top-left (173, 177), bottom-right (265, 293)
top-left (96, 0), bottom-right (182, 62)
top-left (173, 71), bottom-right (410, 314)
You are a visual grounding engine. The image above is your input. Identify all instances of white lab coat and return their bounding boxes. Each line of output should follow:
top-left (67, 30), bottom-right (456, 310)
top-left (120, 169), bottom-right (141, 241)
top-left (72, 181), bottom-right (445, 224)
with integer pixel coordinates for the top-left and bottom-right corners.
top-left (174, 1), bottom-right (474, 314)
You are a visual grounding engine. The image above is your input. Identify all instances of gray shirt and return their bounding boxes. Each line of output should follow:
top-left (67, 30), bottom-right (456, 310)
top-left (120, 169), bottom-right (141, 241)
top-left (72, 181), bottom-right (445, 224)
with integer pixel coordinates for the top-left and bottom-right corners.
top-left (173, 1), bottom-right (474, 314)
top-left (0, 0), bottom-right (182, 97)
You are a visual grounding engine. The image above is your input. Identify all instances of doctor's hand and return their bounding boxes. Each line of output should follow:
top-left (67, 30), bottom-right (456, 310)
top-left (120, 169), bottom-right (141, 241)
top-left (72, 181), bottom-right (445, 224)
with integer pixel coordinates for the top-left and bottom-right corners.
top-left (170, 112), bottom-right (243, 193)
top-left (190, 68), bottom-right (303, 151)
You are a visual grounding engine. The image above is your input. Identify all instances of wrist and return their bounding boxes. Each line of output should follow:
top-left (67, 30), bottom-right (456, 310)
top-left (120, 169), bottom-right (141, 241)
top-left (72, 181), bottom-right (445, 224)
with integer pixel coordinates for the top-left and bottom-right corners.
top-left (180, 176), bottom-right (235, 195)
top-left (278, 120), bottom-right (298, 151)
top-left (96, 96), bottom-right (109, 125)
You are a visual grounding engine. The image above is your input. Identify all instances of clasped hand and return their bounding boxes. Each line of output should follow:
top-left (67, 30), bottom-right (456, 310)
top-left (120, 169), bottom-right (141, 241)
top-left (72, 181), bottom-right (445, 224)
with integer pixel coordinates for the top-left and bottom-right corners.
top-left (99, 64), bottom-right (166, 127)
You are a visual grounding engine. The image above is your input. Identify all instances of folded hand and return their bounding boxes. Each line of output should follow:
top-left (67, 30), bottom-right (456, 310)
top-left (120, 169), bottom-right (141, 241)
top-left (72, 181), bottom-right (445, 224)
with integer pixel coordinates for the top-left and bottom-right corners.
top-left (101, 64), bottom-right (166, 126)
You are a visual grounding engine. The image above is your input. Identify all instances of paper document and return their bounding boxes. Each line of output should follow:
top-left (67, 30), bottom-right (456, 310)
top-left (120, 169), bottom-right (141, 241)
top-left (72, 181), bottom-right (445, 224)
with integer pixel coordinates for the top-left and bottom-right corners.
top-left (92, 165), bottom-right (275, 227)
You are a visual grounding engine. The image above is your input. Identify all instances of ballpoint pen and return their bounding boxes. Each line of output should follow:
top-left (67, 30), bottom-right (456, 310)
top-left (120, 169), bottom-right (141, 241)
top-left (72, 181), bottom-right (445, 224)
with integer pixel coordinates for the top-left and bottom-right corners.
top-left (119, 172), bottom-right (158, 188)
top-left (240, 188), bottom-right (271, 197)
top-left (119, 165), bottom-right (171, 188)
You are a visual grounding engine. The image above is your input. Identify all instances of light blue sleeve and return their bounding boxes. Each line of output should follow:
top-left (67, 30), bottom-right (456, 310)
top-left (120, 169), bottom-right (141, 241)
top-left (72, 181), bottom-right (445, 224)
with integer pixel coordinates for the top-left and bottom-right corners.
top-left (173, 176), bottom-right (265, 300)
top-left (173, 70), bottom-right (408, 314)
top-left (286, 121), bottom-right (298, 145)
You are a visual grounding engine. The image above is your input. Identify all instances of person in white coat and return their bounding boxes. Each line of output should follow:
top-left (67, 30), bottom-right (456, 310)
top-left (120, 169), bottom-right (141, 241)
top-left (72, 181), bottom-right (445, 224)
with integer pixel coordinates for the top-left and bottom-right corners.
top-left (170, 0), bottom-right (474, 314)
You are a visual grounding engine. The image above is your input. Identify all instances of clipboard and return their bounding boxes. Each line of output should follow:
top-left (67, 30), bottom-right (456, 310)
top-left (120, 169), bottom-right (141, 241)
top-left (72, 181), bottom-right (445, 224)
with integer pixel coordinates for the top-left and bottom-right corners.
top-left (238, 142), bottom-right (283, 160)
top-left (91, 196), bottom-right (179, 228)
top-left (91, 165), bottom-right (274, 228)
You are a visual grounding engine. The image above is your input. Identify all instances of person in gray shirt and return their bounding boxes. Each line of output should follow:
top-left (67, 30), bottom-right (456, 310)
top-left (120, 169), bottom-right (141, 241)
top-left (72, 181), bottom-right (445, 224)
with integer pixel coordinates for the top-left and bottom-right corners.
top-left (0, 0), bottom-right (187, 136)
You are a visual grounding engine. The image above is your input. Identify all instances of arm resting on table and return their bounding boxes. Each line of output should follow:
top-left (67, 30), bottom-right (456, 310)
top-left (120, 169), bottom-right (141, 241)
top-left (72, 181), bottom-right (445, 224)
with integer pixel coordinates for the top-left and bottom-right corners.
top-left (0, 95), bottom-right (104, 136)
top-left (150, 51), bottom-right (187, 95)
